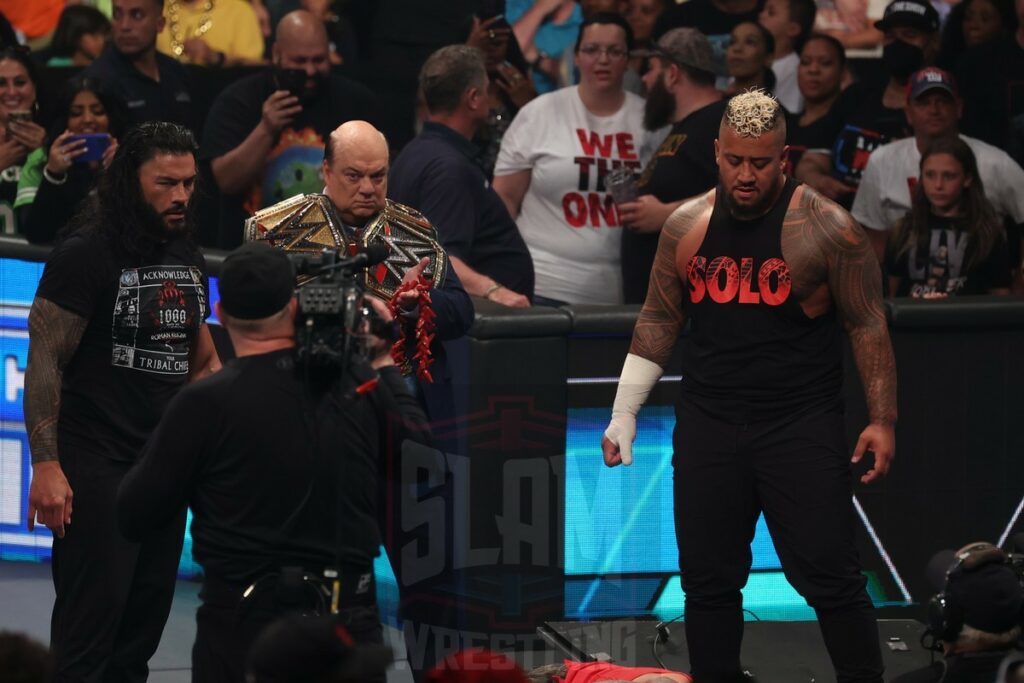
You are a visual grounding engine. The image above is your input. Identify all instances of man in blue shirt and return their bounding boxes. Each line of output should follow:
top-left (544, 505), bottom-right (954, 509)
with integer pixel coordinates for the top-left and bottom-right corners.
top-left (390, 45), bottom-right (534, 307)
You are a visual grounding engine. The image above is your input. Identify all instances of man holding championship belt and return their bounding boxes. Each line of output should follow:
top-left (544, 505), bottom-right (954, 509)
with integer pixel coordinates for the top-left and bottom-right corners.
top-left (246, 120), bottom-right (473, 678)
top-left (246, 120), bottom-right (473, 391)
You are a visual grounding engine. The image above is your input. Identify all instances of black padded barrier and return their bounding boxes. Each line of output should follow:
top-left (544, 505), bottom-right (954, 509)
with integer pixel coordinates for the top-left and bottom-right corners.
top-left (9, 234), bottom-right (1022, 633)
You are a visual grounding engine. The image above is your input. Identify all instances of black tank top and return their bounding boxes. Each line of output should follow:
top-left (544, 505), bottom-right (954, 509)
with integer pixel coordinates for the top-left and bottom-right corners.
top-left (679, 177), bottom-right (843, 420)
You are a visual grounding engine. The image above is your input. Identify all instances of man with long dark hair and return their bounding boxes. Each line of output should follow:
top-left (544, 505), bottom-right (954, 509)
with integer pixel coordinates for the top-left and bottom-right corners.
top-left (24, 120), bottom-right (220, 681)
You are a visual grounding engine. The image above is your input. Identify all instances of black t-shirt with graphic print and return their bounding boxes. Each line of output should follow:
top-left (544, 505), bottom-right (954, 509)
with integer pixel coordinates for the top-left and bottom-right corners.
top-left (37, 229), bottom-right (210, 462)
top-left (200, 70), bottom-right (380, 249)
top-left (829, 86), bottom-right (910, 202)
top-left (885, 214), bottom-right (1012, 297)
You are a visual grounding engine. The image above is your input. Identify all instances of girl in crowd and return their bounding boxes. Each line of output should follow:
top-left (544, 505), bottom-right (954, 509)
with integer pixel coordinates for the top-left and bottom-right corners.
top-left (0, 47), bottom-right (46, 236)
top-left (887, 136), bottom-right (1011, 297)
top-left (786, 34), bottom-right (858, 182)
top-left (493, 13), bottom-right (655, 306)
top-left (17, 76), bottom-right (125, 244)
top-left (46, 5), bottom-right (111, 67)
top-left (938, 0), bottom-right (1016, 69)
top-left (725, 22), bottom-right (776, 96)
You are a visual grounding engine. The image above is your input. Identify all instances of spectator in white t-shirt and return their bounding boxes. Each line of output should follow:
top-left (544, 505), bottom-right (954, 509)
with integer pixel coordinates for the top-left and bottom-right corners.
top-left (758, 0), bottom-right (817, 113)
top-left (851, 67), bottom-right (1024, 264)
top-left (493, 12), bottom-right (655, 305)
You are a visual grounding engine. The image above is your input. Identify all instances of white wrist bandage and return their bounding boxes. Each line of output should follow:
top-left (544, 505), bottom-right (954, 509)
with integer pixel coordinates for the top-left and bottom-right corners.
top-left (603, 353), bottom-right (663, 465)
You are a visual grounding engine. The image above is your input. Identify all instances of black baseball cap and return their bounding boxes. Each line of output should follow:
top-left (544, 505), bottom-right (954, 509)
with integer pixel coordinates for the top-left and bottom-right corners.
top-left (927, 545), bottom-right (1024, 635)
top-left (875, 0), bottom-right (940, 32)
top-left (219, 241), bottom-right (296, 320)
top-left (246, 614), bottom-right (393, 683)
top-left (948, 562), bottom-right (1024, 633)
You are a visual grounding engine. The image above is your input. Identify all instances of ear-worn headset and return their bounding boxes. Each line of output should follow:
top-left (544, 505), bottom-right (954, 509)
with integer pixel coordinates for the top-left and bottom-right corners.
top-left (924, 542), bottom-right (1018, 650)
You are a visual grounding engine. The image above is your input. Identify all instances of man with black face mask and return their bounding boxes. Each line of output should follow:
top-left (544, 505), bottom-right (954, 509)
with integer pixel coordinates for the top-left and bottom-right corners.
top-left (796, 0), bottom-right (939, 208)
top-left (201, 10), bottom-right (380, 248)
top-left (618, 28), bottom-right (725, 303)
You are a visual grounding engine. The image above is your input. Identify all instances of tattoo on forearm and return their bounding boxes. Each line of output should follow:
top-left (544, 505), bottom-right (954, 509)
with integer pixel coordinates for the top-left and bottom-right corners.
top-left (629, 195), bottom-right (710, 366)
top-left (805, 191), bottom-right (898, 424)
top-left (25, 298), bottom-right (87, 464)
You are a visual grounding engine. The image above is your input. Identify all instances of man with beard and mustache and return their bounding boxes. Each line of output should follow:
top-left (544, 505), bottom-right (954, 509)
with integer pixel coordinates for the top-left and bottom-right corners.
top-left (201, 9), bottom-right (379, 248)
top-left (24, 121), bottom-right (221, 682)
top-left (603, 91), bottom-right (896, 682)
top-left (619, 28), bottom-right (725, 303)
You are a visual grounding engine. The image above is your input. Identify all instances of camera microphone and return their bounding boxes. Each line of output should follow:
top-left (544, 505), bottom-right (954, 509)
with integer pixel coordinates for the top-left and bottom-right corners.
top-left (318, 245), bottom-right (391, 274)
top-left (290, 245), bottom-right (392, 278)
top-left (347, 244), bottom-right (390, 268)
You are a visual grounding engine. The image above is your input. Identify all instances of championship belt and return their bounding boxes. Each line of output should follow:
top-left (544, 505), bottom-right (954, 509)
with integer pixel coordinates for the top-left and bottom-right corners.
top-left (243, 194), bottom-right (447, 300)
top-left (244, 193), bottom-right (348, 254)
top-left (360, 199), bottom-right (447, 299)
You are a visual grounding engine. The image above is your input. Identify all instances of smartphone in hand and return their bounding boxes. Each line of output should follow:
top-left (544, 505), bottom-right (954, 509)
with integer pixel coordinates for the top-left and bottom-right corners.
top-left (66, 133), bottom-right (111, 163)
top-left (5, 111), bottom-right (30, 140)
top-left (274, 68), bottom-right (307, 99)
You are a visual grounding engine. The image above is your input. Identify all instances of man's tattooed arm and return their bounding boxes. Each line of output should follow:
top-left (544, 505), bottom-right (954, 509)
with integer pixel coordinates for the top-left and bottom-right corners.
top-left (629, 194), bottom-right (711, 367)
top-left (809, 192), bottom-right (897, 425)
top-left (25, 297), bottom-right (88, 464)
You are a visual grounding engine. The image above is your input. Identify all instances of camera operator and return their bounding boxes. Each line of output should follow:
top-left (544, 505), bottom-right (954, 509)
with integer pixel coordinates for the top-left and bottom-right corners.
top-left (891, 542), bottom-right (1024, 683)
top-left (116, 241), bottom-right (431, 683)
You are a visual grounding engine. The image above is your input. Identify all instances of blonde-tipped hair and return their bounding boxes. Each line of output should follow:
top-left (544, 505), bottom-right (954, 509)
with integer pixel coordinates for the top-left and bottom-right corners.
top-left (722, 89), bottom-right (783, 138)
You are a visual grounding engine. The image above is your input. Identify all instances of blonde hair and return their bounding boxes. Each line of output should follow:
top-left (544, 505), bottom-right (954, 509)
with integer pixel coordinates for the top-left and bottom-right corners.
top-left (723, 89), bottom-right (784, 138)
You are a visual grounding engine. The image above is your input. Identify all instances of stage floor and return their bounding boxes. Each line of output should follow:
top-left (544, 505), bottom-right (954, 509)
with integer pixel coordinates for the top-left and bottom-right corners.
top-left (0, 560), bottom-right (566, 680)
top-left (0, 560), bottom-right (415, 682)
top-left (3, 559), bottom-right (938, 682)
top-left (540, 618), bottom-right (937, 682)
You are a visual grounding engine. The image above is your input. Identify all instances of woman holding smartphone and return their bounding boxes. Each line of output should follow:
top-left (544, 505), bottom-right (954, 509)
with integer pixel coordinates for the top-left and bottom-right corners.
top-left (17, 76), bottom-right (125, 244)
top-left (0, 46), bottom-right (47, 236)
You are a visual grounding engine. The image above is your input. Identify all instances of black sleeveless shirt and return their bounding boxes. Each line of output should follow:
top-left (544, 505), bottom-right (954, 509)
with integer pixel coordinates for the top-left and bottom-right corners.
top-left (679, 177), bottom-right (843, 420)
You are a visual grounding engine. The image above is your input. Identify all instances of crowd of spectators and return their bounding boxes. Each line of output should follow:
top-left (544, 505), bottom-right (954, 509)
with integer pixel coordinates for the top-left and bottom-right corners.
top-left (0, 0), bottom-right (1021, 304)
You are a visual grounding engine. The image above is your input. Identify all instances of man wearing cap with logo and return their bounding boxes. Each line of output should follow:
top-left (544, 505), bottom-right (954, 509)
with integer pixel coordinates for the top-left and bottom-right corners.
top-left (618, 27), bottom-right (726, 303)
top-left (797, 0), bottom-right (940, 206)
top-left (852, 66), bottom-right (1024, 263)
top-left (116, 241), bottom-right (431, 683)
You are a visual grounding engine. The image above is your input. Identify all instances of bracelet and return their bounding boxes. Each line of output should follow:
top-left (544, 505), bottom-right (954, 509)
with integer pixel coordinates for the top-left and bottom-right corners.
top-left (484, 283), bottom-right (503, 299)
top-left (42, 167), bottom-right (67, 185)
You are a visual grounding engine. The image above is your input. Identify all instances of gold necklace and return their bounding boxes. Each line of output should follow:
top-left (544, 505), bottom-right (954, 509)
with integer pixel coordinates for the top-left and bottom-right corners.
top-left (166, 0), bottom-right (215, 59)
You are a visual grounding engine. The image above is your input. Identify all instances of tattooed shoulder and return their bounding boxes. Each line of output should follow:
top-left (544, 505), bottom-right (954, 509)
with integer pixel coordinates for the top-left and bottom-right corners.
top-left (663, 188), bottom-right (715, 244)
top-left (801, 185), bottom-right (870, 257)
top-left (628, 191), bottom-right (712, 365)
